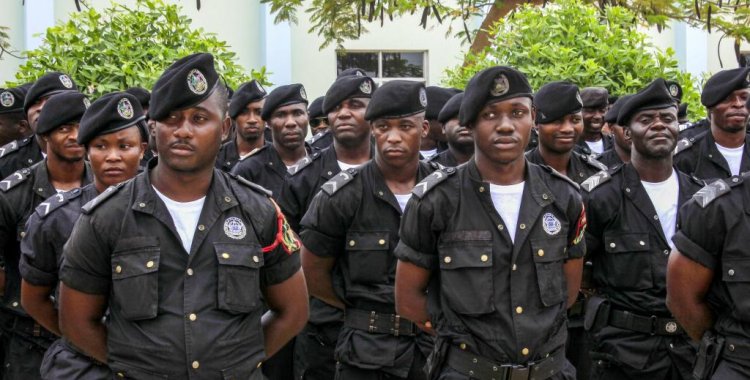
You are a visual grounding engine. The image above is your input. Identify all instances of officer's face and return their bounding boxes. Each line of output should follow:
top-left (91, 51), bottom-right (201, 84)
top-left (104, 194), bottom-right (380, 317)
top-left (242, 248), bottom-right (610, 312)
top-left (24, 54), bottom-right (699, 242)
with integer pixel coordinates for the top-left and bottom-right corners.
top-left (310, 118), bottom-right (329, 135)
top-left (26, 95), bottom-right (51, 133)
top-left (582, 106), bottom-right (607, 135)
top-left (328, 97), bottom-right (370, 147)
top-left (428, 119), bottom-right (446, 142)
top-left (470, 97), bottom-right (534, 165)
top-left (627, 106), bottom-right (678, 159)
top-left (235, 99), bottom-right (265, 141)
top-left (442, 118), bottom-right (473, 148)
top-left (87, 126), bottom-right (146, 189)
top-left (537, 112), bottom-right (583, 154)
top-left (45, 122), bottom-right (85, 162)
top-left (710, 89), bottom-right (749, 133)
top-left (269, 103), bottom-right (308, 151)
top-left (371, 113), bottom-right (428, 167)
top-left (0, 113), bottom-right (28, 147)
top-left (610, 124), bottom-right (631, 152)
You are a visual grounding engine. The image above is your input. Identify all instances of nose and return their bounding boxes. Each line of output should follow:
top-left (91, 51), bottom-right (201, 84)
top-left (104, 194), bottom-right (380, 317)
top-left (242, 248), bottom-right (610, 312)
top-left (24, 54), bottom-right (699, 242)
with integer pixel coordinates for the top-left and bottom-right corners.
top-left (69, 125), bottom-right (80, 141)
top-left (173, 118), bottom-right (194, 138)
top-left (495, 115), bottom-right (515, 134)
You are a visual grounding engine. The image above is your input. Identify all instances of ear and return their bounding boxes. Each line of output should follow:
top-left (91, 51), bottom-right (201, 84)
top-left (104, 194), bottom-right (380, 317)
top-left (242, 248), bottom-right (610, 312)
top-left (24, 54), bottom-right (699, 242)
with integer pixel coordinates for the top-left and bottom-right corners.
top-left (530, 105), bottom-right (537, 125)
top-left (139, 142), bottom-right (148, 160)
top-left (221, 115), bottom-right (231, 141)
top-left (17, 119), bottom-right (30, 135)
top-left (421, 119), bottom-right (429, 138)
top-left (624, 127), bottom-right (632, 139)
top-left (147, 121), bottom-right (156, 136)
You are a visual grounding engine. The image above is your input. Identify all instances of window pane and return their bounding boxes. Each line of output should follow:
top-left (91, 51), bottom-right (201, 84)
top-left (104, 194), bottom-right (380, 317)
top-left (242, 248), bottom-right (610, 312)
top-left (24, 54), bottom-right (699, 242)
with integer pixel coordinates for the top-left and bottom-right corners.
top-left (337, 52), bottom-right (378, 77)
top-left (382, 52), bottom-right (424, 78)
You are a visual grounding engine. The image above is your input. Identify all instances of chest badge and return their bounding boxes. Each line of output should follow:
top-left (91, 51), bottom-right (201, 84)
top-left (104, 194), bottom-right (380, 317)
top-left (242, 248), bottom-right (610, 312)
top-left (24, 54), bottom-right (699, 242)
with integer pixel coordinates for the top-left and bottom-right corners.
top-left (223, 217), bottom-right (247, 240)
top-left (542, 213), bottom-right (561, 236)
top-left (665, 321), bottom-right (678, 334)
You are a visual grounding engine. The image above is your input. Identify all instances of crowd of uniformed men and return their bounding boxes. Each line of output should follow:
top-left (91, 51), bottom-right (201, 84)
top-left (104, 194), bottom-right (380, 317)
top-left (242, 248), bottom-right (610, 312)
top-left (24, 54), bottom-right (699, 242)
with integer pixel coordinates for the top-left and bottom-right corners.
top-left (0, 51), bottom-right (748, 380)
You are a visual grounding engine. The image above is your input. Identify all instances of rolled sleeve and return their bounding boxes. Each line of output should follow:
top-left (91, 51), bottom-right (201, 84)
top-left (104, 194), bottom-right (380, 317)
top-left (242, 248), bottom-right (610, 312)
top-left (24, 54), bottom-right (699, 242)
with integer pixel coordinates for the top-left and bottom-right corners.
top-left (59, 215), bottom-right (112, 295)
top-left (672, 230), bottom-right (717, 270)
top-left (259, 198), bottom-right (303, 287)
top-left (299, 191), bottom-right (349, 258)
top-left (20, 217), bottom-right (60, 286)
top-left (394, 241), bottom-right (436, 270)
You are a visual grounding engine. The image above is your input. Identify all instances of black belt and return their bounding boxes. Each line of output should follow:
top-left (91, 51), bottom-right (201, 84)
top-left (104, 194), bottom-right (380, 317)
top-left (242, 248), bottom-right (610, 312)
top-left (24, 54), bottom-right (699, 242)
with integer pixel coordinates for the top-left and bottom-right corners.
top-left (344, 309), bottom-right (416, 337)
top-left (446, 345), bottom-right (565, 380)
top-left (567, 295), bottom-right (586, 318)
top-left (10, 315), bottom-right (56, 340)
top-left (608, 309), bottom-right (684, 336)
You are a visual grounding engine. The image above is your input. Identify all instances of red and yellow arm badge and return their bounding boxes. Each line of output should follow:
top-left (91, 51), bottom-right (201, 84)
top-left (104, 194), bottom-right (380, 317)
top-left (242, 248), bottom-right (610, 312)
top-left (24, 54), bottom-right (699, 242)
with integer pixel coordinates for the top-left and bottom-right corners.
top-left (262, 199), bottom-right (301, 255)
top-left (572, 204), bottom-right (587, 245)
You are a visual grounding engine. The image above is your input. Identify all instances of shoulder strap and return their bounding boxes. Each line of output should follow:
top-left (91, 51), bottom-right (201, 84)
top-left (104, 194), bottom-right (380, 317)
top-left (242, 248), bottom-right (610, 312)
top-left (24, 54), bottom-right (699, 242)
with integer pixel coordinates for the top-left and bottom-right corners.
top-left (692, 176), bottom-right (743, 208)
top-left (580, 168), bottom-right (616, 193)
top-left (81, 182), bottom-right (126, 214)
top-left (321, 168), bottom-right (358, 196)
top-left (540, 164), bottom-right (580, 191)
top-left (35, 188), bottom-right (83, 219)
top-left (0, 167), bottom-right (32, 192)
top-left (412, 167), bottom-right (456, 199)
top-left (229, 172), bottom-right (273, 197)
top-left (288, 151), bottom-right (321, 176)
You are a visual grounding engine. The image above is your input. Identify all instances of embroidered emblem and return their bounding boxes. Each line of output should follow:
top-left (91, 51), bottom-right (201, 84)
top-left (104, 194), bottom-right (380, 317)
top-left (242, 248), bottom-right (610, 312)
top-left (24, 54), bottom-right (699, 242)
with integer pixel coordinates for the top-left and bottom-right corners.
top-left (187, 69), bottom-right (208, 95)
top-left (262, 200), bottom-right (301, 255)
top-left (255, 81), bottom-right (266, 95)
top-left (117, 98), bottom-right (134, 119)
top-left (299, 87), bottom-right (307, 101)
top-left (223, 217), bottom-right (247, 240)
top-left (669, 84), bottom-right (680, 98)
top-left (83, 97), bottom-right (91, 108)
top-left (542, 212), bottom-right (562, 236)
top-left (0, 91), bottom-right (14, 108)
top-left (573, 205), bottom-right (587, 245)
top-left (665, 321), bottom-right (678, 334)
top-left (359, 80), bottom-right (372, 95)
top-left (490, 74), bottom-right (509, 97)
top-left (419, 88), bottom-right (427, 107)
top-left (59, 74), bottom-right (73, 89)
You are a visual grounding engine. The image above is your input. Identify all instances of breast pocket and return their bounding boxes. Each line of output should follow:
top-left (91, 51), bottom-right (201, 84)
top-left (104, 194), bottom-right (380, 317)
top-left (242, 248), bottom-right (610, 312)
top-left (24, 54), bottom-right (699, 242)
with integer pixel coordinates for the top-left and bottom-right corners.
top-left (112, 237), bottom-right (160, 321)
top-left (601, 232), bottom-right (652, 290)
top-left (345, 231), bottom-right (390, 284)
top-left (438, 232), bottom-right (494, 316)
top-left (215, 242), bottom-right (263, 314)
top-left (722, 258), bottom-right (750, 320)
top-left (531, 237), bottom-right (568, 307)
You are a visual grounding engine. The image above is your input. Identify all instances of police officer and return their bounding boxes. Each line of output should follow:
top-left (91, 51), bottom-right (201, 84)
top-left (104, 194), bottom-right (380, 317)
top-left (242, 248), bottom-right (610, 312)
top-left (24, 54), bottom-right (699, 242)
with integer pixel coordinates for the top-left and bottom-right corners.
top-left (427, 92), bottom-right (474, 167)
top-left (20, 91), bottom-right (148, 379)
top-left (0, 72), bottom-right (78, 179)
top-left (395, 66), bottom-right (586, 380)
top-left (216, 80), bottom-right (267, 172)
top-left (0, 85), bottom-right (31, 147)
top-left (232, 83), bottom-right (313, 199)
top-left (526, 81), bottom-right (607, 184)
top-left (58, 53), bottom-right (308, 379)
top-left (598, 94), bottom-right (634, 168)
top-left (673, 67), bottom-right (750, 181)
top-left (124, 87), bottom-right (154, 167)
top-left (576, 87), bottom-right (614, 156)
top-left (283, 73), bottom-right (376, 380)
top-left (308, 96), bottom-right (334, 147)
top-left (0, 91), bottom-right (92, 379)
top-left (300, 80), bottom-right (436, 380)
top-left (582, 79), bottom-right (701, 380)
top-left (421, 86), bottom-right (460, 159)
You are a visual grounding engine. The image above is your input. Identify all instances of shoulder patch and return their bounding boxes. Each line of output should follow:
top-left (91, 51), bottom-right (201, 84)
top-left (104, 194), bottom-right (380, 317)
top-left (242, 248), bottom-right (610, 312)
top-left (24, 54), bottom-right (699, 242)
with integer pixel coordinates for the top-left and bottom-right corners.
top-left (580, 170), bottom-right (612, 192)
top-left (81, 182), bottom-right (126, 214)
top-left (35, 188), bottom-right (82, 218)
top-left (229, 173), bottom-right (273, 197)
top-left (0, 167), bottom-right (32, 192)
top-left (692, 176), bottom-right (743, 208)
top-left (311, 130), bottom-right (329, 143)
top-left (321, 168), bottom-right (358, 196)
top-left (0, 140), bottom-right (20, 159)
top-left (412, 167), bottom-right (456, 199)
top-left (579, 153), bottom-right (608, 171)
top-left (674, 137), bottom-right (694, 155)
top-left (541, 165), bottom-right (580, 190)
top-left (288, 152), bottom-right (321, 176)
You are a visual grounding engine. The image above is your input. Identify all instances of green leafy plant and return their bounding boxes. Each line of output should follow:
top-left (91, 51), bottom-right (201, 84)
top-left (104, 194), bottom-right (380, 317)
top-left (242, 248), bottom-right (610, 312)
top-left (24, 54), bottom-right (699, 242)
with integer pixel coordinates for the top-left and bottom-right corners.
top-left (444, 0), bottom-right (706, 120)
top-left (6, 0), bottom-right (268, 98)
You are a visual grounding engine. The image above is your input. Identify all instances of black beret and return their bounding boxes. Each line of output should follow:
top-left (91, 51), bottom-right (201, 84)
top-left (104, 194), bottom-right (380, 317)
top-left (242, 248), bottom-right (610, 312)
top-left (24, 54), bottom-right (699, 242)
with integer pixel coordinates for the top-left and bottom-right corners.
top-left (229, 80), bottom-right (267, 119)
top-left (24, 72), bottom-right (78, 115)
top-left (150, 53), bottom-right (220, 121)
top-left (459, 66), bottom-right (533, 126)
top-left (365, 80), bottom-right (426, 121)
top-left (261, 84), bottom-right (308, 121)
top-left (125, 87), bottom-right (151, 108)
top-left (338, 68), bottom-right (368, 78)
top-left (36, 92), bottom-right (90, 135)
top-left (308, 97), bottom-right (325, 120)
top-left (608, 95), bottom-right (619, 105)
top-left (678, 103), bottom-right (688, 119)
top-left (437, 92), bottom-right (464, 124)
top-left (617, 79), bottom-right (677, 126)
top-left (580, 87), bottom-right (609, 108)
top-left (604, 94), bottom-right (634, 124)
top-left (322, 76), bottom-right (376, 114)
top-left (701, 67), bottom-right (750, 108)
top-left (425, 86), bottom-right (461, 120)
top-left (0, 85), bottom-right (30, 115)
top-left (226, 86), bottom-right (235, 99)
top-left (533, 81), bottom-right (582, 124)
top-left (666, 81), bottom-right (683, 102)
top-left (78, 92), bottom-right (146, 146)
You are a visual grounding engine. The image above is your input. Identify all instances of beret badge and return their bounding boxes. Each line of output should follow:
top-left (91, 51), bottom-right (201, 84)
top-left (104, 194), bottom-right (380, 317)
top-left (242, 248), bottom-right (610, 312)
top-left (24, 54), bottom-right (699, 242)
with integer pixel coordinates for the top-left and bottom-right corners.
top-left (300, 87), bottom-right (308, 101)
top-left (83, 98), bottom-right (91, 109)
top-left (0, 92), bottom-right (14, 108)
top-left (490, 74), bottom-right (510, 97)
top-left (419, 88), bottom-right (428, 107)
top-left (187, 69), bottom-right (208, 95)
top-left (669, 84), bottom-right (680, 98)
top-left (255, 81), bottom-right (266, 95)
top-left (117, 98), bottom-right (134, 119)
top-left (359, 80), bottom-right (372, 95)
top-left (59, 75), bottom-right (74, 89)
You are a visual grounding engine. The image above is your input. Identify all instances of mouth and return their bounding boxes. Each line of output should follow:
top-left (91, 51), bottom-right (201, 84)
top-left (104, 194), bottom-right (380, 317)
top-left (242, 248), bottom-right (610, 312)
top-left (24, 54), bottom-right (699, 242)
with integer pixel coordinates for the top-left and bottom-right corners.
top-left (102, 167), bottom-right (126, 176)
top-left (492, 136), bottom-right (518, 148)
top-left (169, 143), bottom-right (195, 155)
top-left (456, 129), bottom-right (472, 137)
top-left (383, 147), bottom-right (407, 156)
top-left (727, 112), bottom-right (748, 120)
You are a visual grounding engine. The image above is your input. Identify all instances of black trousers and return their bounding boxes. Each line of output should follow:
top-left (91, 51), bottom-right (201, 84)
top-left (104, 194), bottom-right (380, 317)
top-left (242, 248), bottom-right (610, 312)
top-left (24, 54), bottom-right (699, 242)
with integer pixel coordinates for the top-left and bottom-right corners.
top-left (294, 322), bottom-right (340, 380)
top-left (334, 347), bottom-right (427, 380)
top-left (40, 339), bottom-right (111, 380)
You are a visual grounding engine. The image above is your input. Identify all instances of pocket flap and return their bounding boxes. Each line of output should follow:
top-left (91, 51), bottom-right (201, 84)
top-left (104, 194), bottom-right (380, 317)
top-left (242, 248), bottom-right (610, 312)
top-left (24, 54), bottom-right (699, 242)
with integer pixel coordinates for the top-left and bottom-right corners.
top-left (722, 259), bottom-right (750, 282)
top-left (344, 231), bottom-right (389, 251)
top-left (603, 233), bottom-right (650, 253)
top-left (112, 251), bottom-right (159, 280)
top-left (530, 237), bottom-right (567, 263)
top-left (214, 242), bottom-right (263, 268)
top-left (439, 243), bottom-right (493, 269)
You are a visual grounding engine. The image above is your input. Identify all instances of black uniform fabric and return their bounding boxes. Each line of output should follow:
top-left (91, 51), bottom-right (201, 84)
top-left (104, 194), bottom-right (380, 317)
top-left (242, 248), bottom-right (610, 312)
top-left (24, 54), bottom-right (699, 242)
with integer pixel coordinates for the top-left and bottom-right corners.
top-left (459, 66), bottom-right (533, 126)
top-left (574, 134), bottom-right (614, 157)
top-left (604, 95), bottom-right (634, 125)
top-left (149, 53), bottom-right (220, 122)
top-left (426, 149), bottom-right (460, 168)
top-left (78, 92), bottom-right (146, 146)
top-left (437, 93), bottom-right (463, 125)
top-left (525, 148), bottom-right (606, 185)
top-left (310, 130), bottom-right (333, 150)
top-left (36, 92), bottom-right (89, 135)
top-left (616, 79), bottom-right (676, 126)
top-left (597, 149), bottom-right (625, 169)
top-left (322, 76), bottom-right (375, 115)
top-left (300, 160), bottom-right (436, 378)
top-left (214, 139), bottom-right (266, 172)
top-left (124, 87), bottom-right (150, 109)
top-left (583, 164), bottom-right (702, 379)
top-left (534, 82), bottom-right (582, 124)
top-left (23, 72), bottom-right (78, 115)
top-left (59, 164), bottom-right (300, 379)
top-left (261, 84), bottom-right (308, 121)
top-left (228, 80), bottom-right (266, 119)
top-left (672, 173), bottom-right (750, 378)
top-left (231, 143), bottom-right (315, 199)
top-left (39, 339), bottom-right (111, 379)
top-left (700, 67), bottom-right (750, 108)
top-left (425, 86), bottom-right (460, 120)
top-left (673, 130), bottom-right (750, 182)
top-left (308, 96), bottom-right (325, 119)
top-left (394, 160), bottom-right (584, 379)
top-left (365, 80), bottom-right (426, 121)
top-left (0, 136), bottom-right (44, 179)
top-left (677, 118), bottom-right (709, 140)
top-left (0, 86), bottom-right (29, 114)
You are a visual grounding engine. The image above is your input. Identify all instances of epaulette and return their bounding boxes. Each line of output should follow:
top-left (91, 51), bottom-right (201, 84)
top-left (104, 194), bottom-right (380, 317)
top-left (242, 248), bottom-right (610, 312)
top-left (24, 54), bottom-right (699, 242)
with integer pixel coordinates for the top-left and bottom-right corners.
top-left (0, 167), bottom-right (32, 192)
top-left (81, 182), bottom-right (126, 214)
top-left (311, 130), bottom-right (329, 144)
top-left (288, 151), bottom-right (321, 176)
top-left (673, 136), bottom-right (695, 155)
top-left (412, 167), bottom-right (456, 199)
top-left (580, 166), bottom-right (619, 193)
top-left (0, 137), bottom-right (31, 159)
top-left (229, 173), bottom-right (273, 197)
top-left (35, 188), bottom-right (82, 219)
top-left (541, 165), bottom-right (580, 191)
top-left (692, 175), bottom-right (745, 208)
top-left (577, 152), bottom-right (608, 171)
top-left (321, 168), bottom-right (358, 196)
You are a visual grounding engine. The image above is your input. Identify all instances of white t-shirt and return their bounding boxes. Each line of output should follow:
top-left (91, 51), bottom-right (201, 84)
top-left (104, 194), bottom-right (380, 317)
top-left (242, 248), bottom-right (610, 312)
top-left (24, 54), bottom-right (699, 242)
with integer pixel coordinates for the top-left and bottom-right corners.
top-left (489, 182), bottom-right (525, 243)
top-left (641, 170), bottom-right (679, 249)
top-left (716, 143), bottom-right (744, 176)
top-left (337, 160), bottom-right (363, 171)
top-left (153, 186), bottom-right (206, 253)
top-left (420, 149), bottom-right (438, 160)
top-left (394, 193), bottom-right (411, 212)
top-left (585, 139), bottom-right (604, 155)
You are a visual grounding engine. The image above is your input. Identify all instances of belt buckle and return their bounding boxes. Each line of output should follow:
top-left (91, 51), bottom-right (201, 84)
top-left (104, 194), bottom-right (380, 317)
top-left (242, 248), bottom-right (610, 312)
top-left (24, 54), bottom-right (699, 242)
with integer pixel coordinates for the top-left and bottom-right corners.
top-left (506, 364), bottom-right (530, 380)
top-left (650, 315), bottom-right (658, 336)
top-left (368, 311), bottom-right (378, 333)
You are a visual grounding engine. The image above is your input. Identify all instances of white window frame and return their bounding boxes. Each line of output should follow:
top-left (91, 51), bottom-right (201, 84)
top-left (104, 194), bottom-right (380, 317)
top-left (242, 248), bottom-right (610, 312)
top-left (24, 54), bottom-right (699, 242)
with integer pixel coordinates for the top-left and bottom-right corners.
top-left (336, 50), bottom-right (428, 84)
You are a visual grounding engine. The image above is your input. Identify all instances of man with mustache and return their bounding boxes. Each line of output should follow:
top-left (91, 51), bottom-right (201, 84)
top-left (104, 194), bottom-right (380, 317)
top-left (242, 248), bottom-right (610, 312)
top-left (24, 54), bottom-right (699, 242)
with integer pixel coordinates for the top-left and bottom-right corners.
top-left (0, 85), bottom-right (31, 147)
top-left (427, 92), bottom-right (474, 167)
top-left (20, 91), bottom-right (149, 379)
top-left (583, 79), bottom-right (702, 380)
top-left (308, 96), bottom-right (334, 150)
top-left (575, 87), bottom-right (614, 157)
top-left (300, 80), bottom-right (436, 379)
top-left (598, 95), bottom-right (634, 168)
top-left (216, 80), bottom-right (267, 172)
top-left (232, 83), bottom-right (313, 199)
top-left (0, 92), bottom-right (92, 379)
top-left (674, 68), bottom-right (750, 181)
top-left (395, 66), bottom-right (585, 380)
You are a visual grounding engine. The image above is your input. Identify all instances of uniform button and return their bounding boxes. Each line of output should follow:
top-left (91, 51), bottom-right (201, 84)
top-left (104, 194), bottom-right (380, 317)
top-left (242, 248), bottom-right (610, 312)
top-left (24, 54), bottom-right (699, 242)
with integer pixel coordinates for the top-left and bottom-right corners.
top-left (537, 249), bottom-right (544, 257)
top-left (639, 241), bottom-right (645, 246)
top-left (653, 215), bottom-right (659, 220)
top-left (146, 261), bottom-right (154, 268)
top-left (37, 187), bottom-right (43, 192)
top-left (459, 343), bottom-right (467, 350)
top-left (516, 306), bottom-right (523, 314)
top-left (378, 191), bottom-right (384, 196)
top-left (479, 186), bottom-right (485, 192)
top-left (115, 265), bottom-right (122, 274)
top-left (609, 242), bottom-right (616, 248)
top-left (480, 254), bottom-right (489, 262)
top-left (189, 313), bottom-right (197, 321)
top-left (729, 344), bottom-right (736, 352)
top-left (139, 202), bottom-right (146, 208)
top-left (378, 239), bottom-right (386, 245)
top-left (444, 256), bottom-right (452, 264)
top-left (252, 255), bottom-right (260, 263)
top-left (11, 302), bottom-right (18, 307)
top-left (732, 177), bottom-right (740, 183)
top-left (256, 362), bottom-right (263, 368)
top-left (663, 250), bottom-right (669, 255)
top-left (327, 171), bottom-right (333, 176)
top-left (579, 173), bottom-right (584, 178)
top-left (519, 224), bottom-right (526, 230)
top-left (19, 231), bottom-right (25, 238)
top-left (521, 348), bottom-right (530, 356)
top-left (198, 224), bottom-right (205, 231)
top-left (542, 193), bottom-right (549, 200)
top-left (187, 268), bottom-right (194, 276)
top-left (117, 373), bottom-right (125, 378)
top-left (708, 154), bottom-right (713, 158)
top-left (497, 224), bottom-right (504, 231)
top-left (224, 196), bottom-right (231, 203)
top-left (268, 162), bottom-right (273, 166)
top-left (512, 263), bottom-right (517, 271)
top-left (625, 188), bottom-right (630, 193)
top-left (349, 240), bottom-right (356, 247)
top-left (222, 253), bottom-right (230, 259)
top-left (192, 361), bottom-right (200, 369)
top-left (728, 269), bottom-right (735, 277)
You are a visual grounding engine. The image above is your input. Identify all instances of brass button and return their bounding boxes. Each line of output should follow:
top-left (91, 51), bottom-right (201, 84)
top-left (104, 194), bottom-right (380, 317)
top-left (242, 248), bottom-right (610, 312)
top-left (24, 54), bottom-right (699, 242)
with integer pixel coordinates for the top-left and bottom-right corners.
top-left (625, 188), bottom-right (630, 193)
top-left (378, 239), bottom-right (386, 245)
top-left (460, 343), bottom-right (467, 350)
top-left (12, 302), bottom-right (18, 307)
top-left (349, 240), bottom-right (356, 247)
top-left (663, 250), bottom-right (669, 255)
top-left (115, 265), bottom-right (122, 274)
top-left (187, 268), bottom-right (194, 276)
top-left (522, 348), bottom-right (530, 356)
top-left (378, 191), bottom-right (384, 196)
top-left (516, 306), bottom-right (523, 314)
top-left (224, 196), bottom-right (232, 203)
top-left (609, 242), bottom-right (616, 248)
top-left (653, 215), bottom-right (659, 220)
top-left (444, 256), bottom-right (452, 264)
top-left (639, 241), bottom-right (645, 246)
top-left (479, 186), bottom-right (485, 192)
top-left (729, 344), bottom-right (736, 352)
top-left (512, 263), bottom-right (517, 271)
top-left (480, 254), bottom-right (489, 262)
top-left (139, 202), bottom-right (146, 208)
top-left (542, 193), bottom-right (548, 200)
top-left (117, 373), bottom-right (125, 378)
top-left (252, 255), bottom-right (260, 263)
top-left (732, 177), bottom-right (740, 183)
top-left (146, 261), bottom-right (154, 268)
top-left (198, 224), bottom-right (205, 231)
top-left (20, 231), bottom-right (25, 238)
top-left (497, 224), bottom-right (504, 231)
top-left (192, 361), bottom-right (200, 369)
top-left (189, 313), bottom-right (197, 321)
top-left (256, 362), bottom-right (263, 368)
top-left (222, 253), bottom-right (230, 259)
top-left (537, 249), bottom-right (544, 257)
top-left (519, 223), bottom-right (526, 230)
top-left (728, 269), bottom-right (735, 277)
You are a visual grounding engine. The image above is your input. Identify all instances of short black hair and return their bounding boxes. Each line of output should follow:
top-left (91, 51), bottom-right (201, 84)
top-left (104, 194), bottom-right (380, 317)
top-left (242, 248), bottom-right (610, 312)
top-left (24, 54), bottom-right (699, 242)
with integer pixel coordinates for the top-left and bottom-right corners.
top-left (212, 84), bottom-right (229, 118)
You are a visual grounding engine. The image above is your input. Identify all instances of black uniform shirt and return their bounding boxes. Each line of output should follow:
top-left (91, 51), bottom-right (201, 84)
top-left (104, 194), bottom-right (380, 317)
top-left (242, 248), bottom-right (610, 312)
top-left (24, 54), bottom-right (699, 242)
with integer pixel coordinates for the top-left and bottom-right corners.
top-left (0, 136), bottom-right (44, 179)
top-left (309, 130), bottom-right (333, 150)
top-left (574, 133), bottom-right (614, 157)
top-left (215, 139), bottom-right (265, 172)
top-left (231, 143), bottom-right (315, 199)
top-left (526, 148), bottom-right (607, 185)
top-left (59, 165), bottom-right (300, 379)
top-left (673, 130), bottom-right (750, 182)
top-left (597, 148), bottom-right (624, 169)
top-left (394, 160), bottom-right (586, 365)
top-left (672, 173), bottom-right (750, 372)
top-left (0, 160), bottom-right (92, 316)
top-left (426, 149), bottom-right (460, 168)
